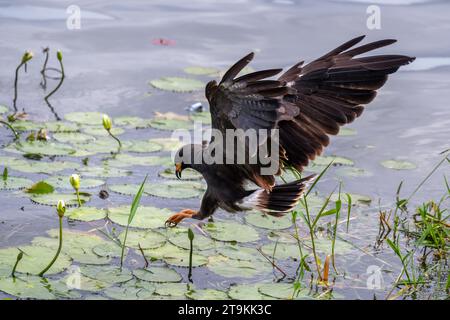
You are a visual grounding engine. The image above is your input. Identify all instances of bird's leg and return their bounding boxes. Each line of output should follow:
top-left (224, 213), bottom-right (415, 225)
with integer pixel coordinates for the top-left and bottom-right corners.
top-left (165, 209), bottom-right (197, 228)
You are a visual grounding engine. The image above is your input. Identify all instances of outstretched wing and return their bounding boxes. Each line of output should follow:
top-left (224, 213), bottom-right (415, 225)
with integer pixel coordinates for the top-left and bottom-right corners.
top-left (205, 35), bottom-right (415, 185)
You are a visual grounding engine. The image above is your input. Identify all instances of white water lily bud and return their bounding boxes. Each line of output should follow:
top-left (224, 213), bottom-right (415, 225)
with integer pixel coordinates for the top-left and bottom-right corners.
top-left (56, 200), bottom-right (66, 217)
top-left (69, 174), bottom-right (80, 190)
top-left (21, 50), bottom-right (33, 64)
top-left (102, 114), bottom-right (112, 131)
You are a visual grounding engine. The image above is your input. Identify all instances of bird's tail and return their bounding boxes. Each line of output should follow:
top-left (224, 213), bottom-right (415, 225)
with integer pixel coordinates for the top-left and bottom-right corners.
top-left (241, 174), bottom-right (316, 216)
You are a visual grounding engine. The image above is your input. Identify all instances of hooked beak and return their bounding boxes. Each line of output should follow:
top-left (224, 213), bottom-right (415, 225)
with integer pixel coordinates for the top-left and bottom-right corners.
top-left (175, 163), bottom-right (182, 179)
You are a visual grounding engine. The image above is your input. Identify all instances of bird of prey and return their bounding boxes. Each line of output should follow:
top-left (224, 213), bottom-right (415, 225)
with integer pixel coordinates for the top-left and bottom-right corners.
top-left (165, 35), bottom-right (414, 227)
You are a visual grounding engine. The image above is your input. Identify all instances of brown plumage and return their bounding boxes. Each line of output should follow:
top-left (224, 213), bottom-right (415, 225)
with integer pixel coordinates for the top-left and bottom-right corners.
top-left (165, 35), bottom-right (414, 227)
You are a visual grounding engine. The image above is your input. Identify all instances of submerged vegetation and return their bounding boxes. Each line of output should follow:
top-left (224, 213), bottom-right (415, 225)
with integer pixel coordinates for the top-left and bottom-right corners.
top-left (0, 53), bottom-right (448, 300)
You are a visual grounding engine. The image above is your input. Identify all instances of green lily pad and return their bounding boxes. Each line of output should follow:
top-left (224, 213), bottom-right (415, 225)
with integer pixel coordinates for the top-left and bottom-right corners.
top-left (83, 126), bottom-right (124, 137)
top-left (159, 167), bottom-right (202, 180)
top-left (11, 141), bottom-right (75, 156)
top-left (153, 282), bottom-right (191, 297)
top-left (64, 112), bottom-right (104, 125)
top-left (10, 120), bottom-right (42, 131)
top-left (30, 192), bottom-right (90, 206)
top-left (80, 265), bottom-right (133, 284)
top-left (380, 159), bottom-right (417, 170)
top-left (335, 167), bottom-right (372, 178)
top-left (0, 105), bottom-right (9, 114)
top-left (78, 166), bottom-right (131, 178)
top-left (60, 274), bottom-right (110, 292)
top-left (338, 128), bottom-right (357, 136)
top-left (122, 140), bottom-right (162, 153)
top-left (133, 267), bottom-right (182, 283)
top-left (150, 77), bottom-right (204, 93)
top-left (261, 243), bottom-right (301, 260)
top-left (258, 283), bottom-right (296, 300)
top-left (52, 132), bottom-right (95, 143)
top-left (145, 181), bottom-right (205, 198)
top-left (144, 243), bottom-right (209, 267)
top-left (168, 229), bottom-right (216, 251)
top-left (149, 138), bottom-right (183, 152)
top-left (104, 281), bottom-right (155, 300)
top-left (149, 118), bottom-right (193, 131)
top-left (216, 245), bottom-right (263, 262)
top-left (228, 284), bottom-right (272, 300)
top-left (0, 276), bottom-right (56, 299)
top-left (0, 177), bottom-right (33, 190)
top-left (190, 111), bottom-right (212, 124)
top-left (330, 193), bottom-right (372, 205)
top-left (114, 116), bottom-right (152, 128)
top-left (186, 289), bottom-right (228, 300)
top-left (44, 176), bottom-right (104, 190)
top-left (312, 155), bottom-right (354, 167)
top-left (204, 221), bottom-right (260, 243)
top-left (183, 66), bottom-right (220, 76)
top-left (73, 138), bottom-right (121, 154)
top-left (106, 154), bottom-right (171, 168)
top-left (44, 121), bottom-right (80, 132)
top-left (245, 212), bottom-right (292, 230)
top-left (92, 242), bottom-right (124, 258)
top-left (0, 246), bottom-right (71, 275)
top-left (9, 160), bottom-right (80, 174)
top-left (118, 229), bottom-right (166, 249)
top-left (66, 207), bottom-right (107, 222)
top-left (108, 205), bottom-right (172, 229)
top-left (207, 255), bottom-right (271, 278)
top-left (267, 231), bottom-right (297, 244)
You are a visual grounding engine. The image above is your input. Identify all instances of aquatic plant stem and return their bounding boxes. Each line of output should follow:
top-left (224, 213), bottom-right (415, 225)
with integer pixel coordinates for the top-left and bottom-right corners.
top-left (44, 55), bottom-right (65, 101)
top-left (107, 129), bottom-right (122, 149)
top-left (188, 228), bottom-right (194, 282)
top-left (13, 62), bottom-right (26, 112)
top-left (11, 250), bottom-right (24, 278)
top-left (39, 216), bottom-right (63, 277)
top-left (0, 120), bottom-right (19, 140)
top-left (75, 189), bottom-right (82, 207)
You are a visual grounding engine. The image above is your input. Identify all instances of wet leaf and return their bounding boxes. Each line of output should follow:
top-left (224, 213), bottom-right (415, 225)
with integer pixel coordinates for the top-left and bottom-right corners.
top-left (30, 192), bottom-right (90, 206)
top-left (228, 284), bottom-right (271, 300)
top-left (204, 221), bottom-right (260, 243)
top-left (83, 126), bottom-right (124, 137)
top-left (92, 242), bottom-right (124, 258)
top-left (150, 77), bottom-right (204, 92)
top-left (153, 282), bottom-right (191, 297)
top-left (9, 160), bottom-right (80, 174)
top-left (118, 229), bottom-right (166, 249)
top-left (60, 274), bottom-right (110, 292)
top-left (133, 267), bottom-right (182, 283)
top-left (114, 116), bottom-right (152, 128)
top-left (11, 141), bottom-right (75, 156)
top-left (108, 205), bottom-right (172, 229)
top-left (64, 112), bottom-right (104, 126)
top-left (52, 132), bottom-right (95, 143)
top-left (144, 243), bottom-right (209, 267)
top-left (168, 229), bottom-right (216, 251)
top-left (25, 181), bottom-right (54, 194)
top-left (0, 177), bottom-right (33, 190)
top-left (245, 212), bottom-right (292, 230)
top-left (80, 265), bottom-right (133, 284)
top-left (207, 255), bottom-right (271, 278)
top-left (78, 166), bottom-right (132, 178)
top-left (312, 155), bottom-right (354, 167)
top-left (149, 138), bottom-right (183, 152)
top-left (186, 289), bottom-right (228, 300)
top-left (0, 276), bottom-right (56, 299)
top-left (65, 207), bottom-right (107, 222)
top-left (44, 176), bottom-right (104, 190)
top-left (145, 180), bottom-right (205, 198)
top-left (381, 159), bottom-right (417, 170)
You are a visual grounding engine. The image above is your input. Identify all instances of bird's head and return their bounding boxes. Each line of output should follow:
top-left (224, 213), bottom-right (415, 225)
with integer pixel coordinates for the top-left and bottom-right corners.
top-left (173, 144), bottom-right (204, 179)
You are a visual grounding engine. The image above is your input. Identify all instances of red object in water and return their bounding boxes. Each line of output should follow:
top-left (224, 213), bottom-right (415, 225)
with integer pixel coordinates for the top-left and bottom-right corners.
top-left (152, 38), bottom-right (176, 46)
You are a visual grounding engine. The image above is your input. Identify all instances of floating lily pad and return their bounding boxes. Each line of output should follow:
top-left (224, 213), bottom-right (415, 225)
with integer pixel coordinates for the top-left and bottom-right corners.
top-left (103, 281), bottom-right (155, 300)
top-left (25, 181), bottom-right (54, 194)
top-left (0, 276), bottom-right (56, 299)
top-left (258, 283), bottom-right (296, 299)
top-left (9, 160), bottom-right (80, 174)
top-left (64, 112), bottom-right (104, 125)
top-left (52, 132), bottom-right (95, 143)
top-left (44, 176), bottom-right (104, 190)
top-left (0, 246), bottom-right (71, 275)
top-left (133, 267), bottom-right (182, 283)
top-left (186, 289), bottom-right (228, 300)
top-left (78, 166), bottom-right (131, 178)
top-left (0, 105), bottom-right (9, 114)
top-left (168, 229), bottom-right (216, 251)
top-left (216, 245), bottom-right (263, 262)
top-left (60, 274), bottom-right (110, 292)
top-left (261, 243), bottom-right (301, 260)
top-left (84, 126), bottom-right (124, 137)
top-left (159, 167), bottom-right (202, 180)
top-left (153, 282), bottom-right (191, 297)
top-left (338, 128), bottom-right (357, 136)
top-left (380, 159), bottom-right (417, 170)
top-left (0, 177), bottom-right (33, 190)
top-left (150, 77), bottom-right (204, 93)
top-left (44, 121), bottom-right (80, 132)
top-left (66, 207), bottom-right (107, 222)
top-left (183, 66), bottom-right (220, 76)
top-left (10, 120), bottom-right (42, 131)
top-left (312, 155), bottom-right (354, 166)
top-left (245, 212), bottom-right (292, 230)
top-left (30, 192), bottom-right (90, 206)
top-left (108, 205), bottom-right (172, 229)
top-left (267, 231), bottom-right (297, 244)
top-left (118, 229), bottom-right (166, 249)
top-left (228, 284), bottom-right (271, 300)
top-left (149, 118), bottom-right (193, 131)
top-left (92, 242), bottom-right (124, 258)
top-left (190, 111), bottom-right (212, 124)
top-left (144, 243), bottom-right (209, 267)
top-left (335, 167), bottom-right (372, 178)
top-left (80, 265), bottom-right (133, 285)
top-left (149, 138), bottom-right (183, 151)
top-left (114, 116), bottom-right (152, 128)
top-left (204, 221), bottom-right (260, 243)
top-left (207, 255), bottom-right (271, 278)
top-left (106, 154), bottom-right (171, 168)
top-left (122, 140), bottom-right (162, 153)
top-left (145, 181), bottom-right (205, 198)
top-left (330, 193), bottom-right (372, 205)
top-left (11, 141), bottom-right (75, 156)
top-left (73, 138), bottom-right (121, 154)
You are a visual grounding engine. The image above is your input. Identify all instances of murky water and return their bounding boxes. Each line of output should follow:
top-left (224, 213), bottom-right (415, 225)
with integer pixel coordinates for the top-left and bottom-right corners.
top-left (0, 0), bottom-right (448, 300)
